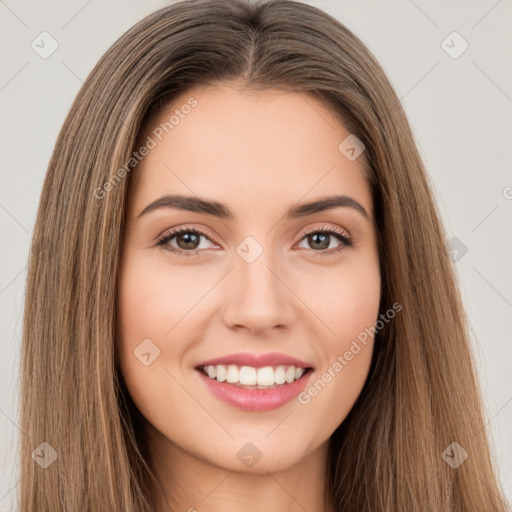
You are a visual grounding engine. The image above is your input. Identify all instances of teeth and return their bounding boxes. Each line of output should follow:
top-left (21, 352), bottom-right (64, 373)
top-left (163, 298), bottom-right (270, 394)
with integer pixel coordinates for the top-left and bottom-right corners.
top-left (239, 366), bottom-right (257, 385)
top-left (201, 364), bottom-right (308, 387)
top-left (257, 366), bottom-right (274, 386)
top-left (216, 365), bottom-right (227, 382)
top-left (226, 365), bottom-right (238, 383)
top-left (275, 366), bottom-right (286, 384)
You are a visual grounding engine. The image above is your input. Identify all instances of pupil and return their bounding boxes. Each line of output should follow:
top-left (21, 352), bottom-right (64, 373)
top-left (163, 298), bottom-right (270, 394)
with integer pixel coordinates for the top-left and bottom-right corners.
top-left (310, 233), bottom-right (329, 250)
top-left (178, 232), bottom-right (199, 249)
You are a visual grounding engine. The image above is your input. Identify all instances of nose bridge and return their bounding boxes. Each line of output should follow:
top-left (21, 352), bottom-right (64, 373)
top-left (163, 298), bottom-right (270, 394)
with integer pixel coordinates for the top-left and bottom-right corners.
top-left (222, 234), bottom-right (294, 333)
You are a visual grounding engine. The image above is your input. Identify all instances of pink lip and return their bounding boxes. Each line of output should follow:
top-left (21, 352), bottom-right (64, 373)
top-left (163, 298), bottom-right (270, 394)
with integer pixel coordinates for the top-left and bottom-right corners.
top-left (195, 351), bottom-right (313, 369)
top-left (196, 369), bottom-right (313, 412)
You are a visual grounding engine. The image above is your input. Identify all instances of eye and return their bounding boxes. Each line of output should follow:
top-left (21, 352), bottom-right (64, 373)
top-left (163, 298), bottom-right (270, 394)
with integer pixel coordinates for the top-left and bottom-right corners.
top-left (296, 224), bottom-right (353, 255)
top-left (156, 224), bottom-right (353, 257)
top-left (156, 226), bottom-right (218, 256)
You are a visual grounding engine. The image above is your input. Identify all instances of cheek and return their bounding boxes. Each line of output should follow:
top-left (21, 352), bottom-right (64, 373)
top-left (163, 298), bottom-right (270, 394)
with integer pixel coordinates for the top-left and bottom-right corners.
top-left (294, 259), bottom-right (380, 427)
top-left (117, 254), bottom-right (205, 344)
top-left (330, 267), bottom-right (380, 376)
top-left (115, 255), bottom-right (191, 401)
top-left (116, 257), bottom-right (208, 436)
top-left (304, 259), bottom-right (381, 351)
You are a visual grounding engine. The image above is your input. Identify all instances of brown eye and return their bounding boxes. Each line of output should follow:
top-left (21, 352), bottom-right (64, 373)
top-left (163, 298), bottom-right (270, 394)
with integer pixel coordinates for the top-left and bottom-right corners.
top-left (157, 227), bottom-right (217, 256)
top-left (307, 232), bottom-right (330, 250)
top-left (175, 231), bottom-right (201, 250)
top-left (297, 226), bottom-right (353, 254)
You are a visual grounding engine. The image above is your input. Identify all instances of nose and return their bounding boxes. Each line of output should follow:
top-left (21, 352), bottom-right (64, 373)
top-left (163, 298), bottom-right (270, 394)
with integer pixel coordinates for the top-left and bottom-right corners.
top-left (221, 248), bottom-right (296, 336)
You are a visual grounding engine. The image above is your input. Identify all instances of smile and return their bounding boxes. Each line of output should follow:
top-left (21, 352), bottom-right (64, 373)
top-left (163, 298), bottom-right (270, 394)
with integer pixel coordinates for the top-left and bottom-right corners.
top-left (198, 364), bottom-right (310, 388)
top-left (196, 365), bottom-right (313, 412)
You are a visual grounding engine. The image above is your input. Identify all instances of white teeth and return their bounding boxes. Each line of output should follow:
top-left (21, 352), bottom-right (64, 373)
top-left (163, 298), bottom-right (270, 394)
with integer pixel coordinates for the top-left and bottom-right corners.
top-left (226, 365), bottom-right (239, 383)
top-left (239, 366), bottom-right (257, 385)
top-left (274, 366), bottom-right (286, 384)
top-left (256, 366), bottom-right (274, 386)
top-left (201, 364), bottom-right (308, 387)
top-left (216, 364), bottom-right (227, 382)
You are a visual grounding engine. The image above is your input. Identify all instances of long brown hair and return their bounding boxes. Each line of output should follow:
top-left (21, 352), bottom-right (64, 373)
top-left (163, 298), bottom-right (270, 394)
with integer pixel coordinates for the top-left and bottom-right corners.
top-left (19, 0), bottom-right (509, 510)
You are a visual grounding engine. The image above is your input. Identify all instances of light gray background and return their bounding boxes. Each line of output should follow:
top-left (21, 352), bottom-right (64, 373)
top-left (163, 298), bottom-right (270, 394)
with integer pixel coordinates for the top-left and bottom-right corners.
top-left (1, 0), bottom-right (511, 509)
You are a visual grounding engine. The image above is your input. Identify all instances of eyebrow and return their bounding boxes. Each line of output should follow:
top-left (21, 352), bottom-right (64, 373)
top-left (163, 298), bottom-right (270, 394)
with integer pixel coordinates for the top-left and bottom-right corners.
top-left (137, 194), bottom-right (369, 220)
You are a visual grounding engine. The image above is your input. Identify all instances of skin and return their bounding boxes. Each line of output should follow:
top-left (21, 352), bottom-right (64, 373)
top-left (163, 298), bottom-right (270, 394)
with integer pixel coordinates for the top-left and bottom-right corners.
top-left (116, 82), bottom-right (381, 512)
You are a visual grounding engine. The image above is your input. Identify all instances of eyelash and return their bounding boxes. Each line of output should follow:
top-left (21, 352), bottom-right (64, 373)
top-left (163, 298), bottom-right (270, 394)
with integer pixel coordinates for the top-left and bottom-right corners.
top-left (156, 224), bottom-right (354, 257)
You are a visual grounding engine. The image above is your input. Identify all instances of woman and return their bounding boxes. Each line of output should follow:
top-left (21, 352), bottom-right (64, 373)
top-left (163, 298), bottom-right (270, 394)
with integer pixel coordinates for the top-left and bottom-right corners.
top-left (19, 0), bottom-right (509, 510)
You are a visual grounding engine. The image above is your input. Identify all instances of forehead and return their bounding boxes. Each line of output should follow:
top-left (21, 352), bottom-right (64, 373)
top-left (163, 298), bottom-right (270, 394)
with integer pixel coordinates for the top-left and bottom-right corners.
top-left (129, 84), bottom-right (372, 220)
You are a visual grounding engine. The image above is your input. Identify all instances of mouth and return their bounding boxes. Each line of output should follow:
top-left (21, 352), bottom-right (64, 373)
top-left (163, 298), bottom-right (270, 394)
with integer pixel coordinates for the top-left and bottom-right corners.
top-left (194, 356), bottom-right (315, 412)
top-left (194, 351), bottom-right (315, 411)
top-left (196, 364), bottom-right (314, 389)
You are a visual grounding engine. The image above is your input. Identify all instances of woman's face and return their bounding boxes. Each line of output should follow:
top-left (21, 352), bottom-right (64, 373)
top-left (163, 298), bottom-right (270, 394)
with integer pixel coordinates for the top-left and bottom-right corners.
top-left (117, 83), bottom-right (381, 474)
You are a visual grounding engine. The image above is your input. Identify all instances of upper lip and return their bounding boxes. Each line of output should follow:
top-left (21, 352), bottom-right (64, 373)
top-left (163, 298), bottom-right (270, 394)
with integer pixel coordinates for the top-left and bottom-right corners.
top-left (196, 351), bottom-right (314, 369)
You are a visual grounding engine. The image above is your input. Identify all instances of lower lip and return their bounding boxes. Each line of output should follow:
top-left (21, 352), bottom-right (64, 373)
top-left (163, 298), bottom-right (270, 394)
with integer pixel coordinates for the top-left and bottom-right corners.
top-left (196, 369), bottom-right (313, 412)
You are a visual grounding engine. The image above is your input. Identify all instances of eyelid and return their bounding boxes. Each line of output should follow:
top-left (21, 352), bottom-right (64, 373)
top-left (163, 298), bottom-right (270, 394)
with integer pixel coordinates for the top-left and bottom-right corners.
top-left (157, 224), bottom-right (220, 244)
top-left (157, 223), bottom-right (351, 243)
top-left (156, 222), bottom-right (353, 256)
top-left (298, 223), bottom-right (351, 240)
top-left (156, 224), bottom-right (221, 256)
top-left (293, 223), bottom-right (354, 254)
